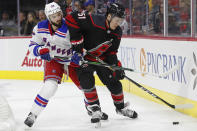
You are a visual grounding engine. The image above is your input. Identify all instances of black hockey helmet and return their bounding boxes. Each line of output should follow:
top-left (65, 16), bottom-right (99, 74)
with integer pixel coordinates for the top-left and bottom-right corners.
top-left (106, 3), bottom-right (125, 18)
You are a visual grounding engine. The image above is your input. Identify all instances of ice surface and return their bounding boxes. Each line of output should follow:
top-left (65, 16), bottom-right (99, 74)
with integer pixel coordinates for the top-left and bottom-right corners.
top-left (0, 79), bottom-right (197, 131)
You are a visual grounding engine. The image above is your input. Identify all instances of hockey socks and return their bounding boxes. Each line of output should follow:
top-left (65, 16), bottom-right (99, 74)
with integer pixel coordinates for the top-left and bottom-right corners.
top-left (34, 94), bottom-right (49, 108)
top-left (111, 92), bottom-right (124, 109)
top-left (24, 94), bottom-right (49, 127)
top-left (84, 88), bottom-right (99, 104)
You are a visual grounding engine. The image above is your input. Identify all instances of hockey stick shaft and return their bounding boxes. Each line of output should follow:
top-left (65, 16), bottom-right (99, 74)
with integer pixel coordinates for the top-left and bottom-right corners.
top-left (125, 75), bottom-right (193, 109)
top-left (124, 75), bottom-right (176, 108)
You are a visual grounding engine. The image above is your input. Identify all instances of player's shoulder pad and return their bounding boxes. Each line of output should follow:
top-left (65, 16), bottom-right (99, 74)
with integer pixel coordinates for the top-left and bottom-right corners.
top-left (66, 10), bottom-right (89, 27)
top-left (32, 25), bottom-right (38, 35)
top-left (37, 20), bottom-right (49, 29)
top-left (91, 14), bottom-right (105, 26)
top-left (58, 19), bottom-right (69, 34)
top-left (32, 24), bottom-right (38, 30)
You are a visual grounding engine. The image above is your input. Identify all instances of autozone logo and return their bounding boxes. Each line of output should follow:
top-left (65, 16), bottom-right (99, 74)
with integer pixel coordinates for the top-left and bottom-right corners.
top-left (21, 50), bottom-right (44, 67)
top-left (139, 48), bottom-right (186, 84)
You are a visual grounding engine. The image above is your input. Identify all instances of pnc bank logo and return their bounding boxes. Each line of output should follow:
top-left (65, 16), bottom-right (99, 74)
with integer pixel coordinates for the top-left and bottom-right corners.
top-left (139, 48), bottom-right (186, 84)
top-left (140, 48), bottom-right (146, 76)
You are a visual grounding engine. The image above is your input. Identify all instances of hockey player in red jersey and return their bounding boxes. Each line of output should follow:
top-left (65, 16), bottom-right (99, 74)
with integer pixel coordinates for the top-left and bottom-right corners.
top-left (66, 2), bottom-right (138, 126)
top-left (24, 2), bottom-right (81, 127)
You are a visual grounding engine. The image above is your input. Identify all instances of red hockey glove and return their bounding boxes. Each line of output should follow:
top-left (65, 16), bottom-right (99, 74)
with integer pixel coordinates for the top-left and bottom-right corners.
top-left (38, 47), bottom-right (51, 61)
top-left (33, 45), bottom-right (51, 61)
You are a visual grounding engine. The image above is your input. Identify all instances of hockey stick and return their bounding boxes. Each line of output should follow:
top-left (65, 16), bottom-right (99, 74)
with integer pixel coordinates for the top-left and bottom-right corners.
top-left (85, 52), bottom-right (193, 109)
top-left (124, 75), bottom-right (193, 109)
top-left (84, 61), bottom-right (179, 78)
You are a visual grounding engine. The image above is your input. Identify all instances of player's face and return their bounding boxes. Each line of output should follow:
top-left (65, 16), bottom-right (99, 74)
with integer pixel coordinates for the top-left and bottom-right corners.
top-left (49, 11), bottom-right (63, 28)
top-left (108, 16), bottom-right (124, 30)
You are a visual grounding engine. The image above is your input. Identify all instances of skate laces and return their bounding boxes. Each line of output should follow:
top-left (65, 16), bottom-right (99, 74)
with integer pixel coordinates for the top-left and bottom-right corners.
top-left (92, 111), bottom-right (102, 119)
top-left (117, 102), bottom-right (135, 117)
top-left (87, 104), bottom-right (102, 118)
top-left (87, 104), bottom-right (101, 112)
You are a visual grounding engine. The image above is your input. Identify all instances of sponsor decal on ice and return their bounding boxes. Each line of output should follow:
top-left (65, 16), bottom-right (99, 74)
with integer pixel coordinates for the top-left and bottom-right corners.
top-left (21, 50), bottom-right (44, 67)
top-left (140, 48), bottom-right (187, 84)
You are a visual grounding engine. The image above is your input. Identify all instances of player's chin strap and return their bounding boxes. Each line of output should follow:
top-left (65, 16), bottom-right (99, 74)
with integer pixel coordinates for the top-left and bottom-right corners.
top-left (84, 52), bottom-right (194, 109)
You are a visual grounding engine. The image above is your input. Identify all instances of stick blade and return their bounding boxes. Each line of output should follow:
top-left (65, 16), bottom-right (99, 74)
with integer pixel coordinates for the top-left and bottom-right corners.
top-left (175, 104), bottom-right (194, 109)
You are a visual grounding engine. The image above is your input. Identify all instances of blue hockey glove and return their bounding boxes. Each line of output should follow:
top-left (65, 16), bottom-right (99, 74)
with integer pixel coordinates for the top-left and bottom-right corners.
top-left (70, 51), bottom-right (83, 67)
top-left (40, 53), bottom-right (51, 61)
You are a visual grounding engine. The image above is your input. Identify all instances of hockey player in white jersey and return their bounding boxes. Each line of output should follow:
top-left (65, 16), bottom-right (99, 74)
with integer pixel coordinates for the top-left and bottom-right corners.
top-left (24, 2), bottom-right (81, 127)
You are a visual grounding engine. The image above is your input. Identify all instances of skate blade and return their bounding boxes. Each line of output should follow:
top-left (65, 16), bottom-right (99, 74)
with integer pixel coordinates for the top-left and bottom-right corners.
top-left (94, 122), bottom-right (101, 128)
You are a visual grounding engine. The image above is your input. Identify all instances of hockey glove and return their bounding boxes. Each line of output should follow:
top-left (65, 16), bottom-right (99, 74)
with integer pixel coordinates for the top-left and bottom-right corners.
top-left (39, 48), bottom-right (51, 61)
top-left (33, 45), bottom-right (51, 61)
top-left (70, 51), bottom-right (83, 67)
top-left (113, 69), bottom-right (125, 80)
top-left (112, 61), bottom-right (125, 80)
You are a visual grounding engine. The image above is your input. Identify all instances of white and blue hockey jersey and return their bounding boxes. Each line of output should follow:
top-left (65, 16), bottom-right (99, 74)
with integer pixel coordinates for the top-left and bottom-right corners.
top-left (29, 19), bottom-right (72, 64)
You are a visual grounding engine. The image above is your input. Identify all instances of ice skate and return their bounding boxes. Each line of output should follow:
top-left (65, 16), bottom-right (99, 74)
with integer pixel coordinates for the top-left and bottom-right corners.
top-left (86, 105), bottom-right (108, 120)
top-left (87, 104), bottom-right (102, 128)
top-left (24, 112), bottom-right (37, 127)
top-left (116, 102), bottom-right (138, 119)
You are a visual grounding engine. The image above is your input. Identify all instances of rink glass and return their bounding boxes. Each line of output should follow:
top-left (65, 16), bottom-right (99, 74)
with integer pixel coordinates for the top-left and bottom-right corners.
top-left (0, 0), bottom-right (196, 38)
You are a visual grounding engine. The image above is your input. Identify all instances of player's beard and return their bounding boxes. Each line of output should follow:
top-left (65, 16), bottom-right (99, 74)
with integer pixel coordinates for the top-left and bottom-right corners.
top-left (51, 20), bottom-right (62, 28)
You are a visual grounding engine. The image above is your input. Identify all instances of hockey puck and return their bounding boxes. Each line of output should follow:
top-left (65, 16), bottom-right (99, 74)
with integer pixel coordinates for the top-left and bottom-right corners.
top-left (172, 122), bottom-right (179, 125)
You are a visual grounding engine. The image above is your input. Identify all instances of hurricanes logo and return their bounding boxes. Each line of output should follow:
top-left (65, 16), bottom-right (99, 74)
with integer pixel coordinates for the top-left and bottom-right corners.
top-left (191, 52), bottom-right (197, 90)
top-left (140, 48), bottom-right (146, 76)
